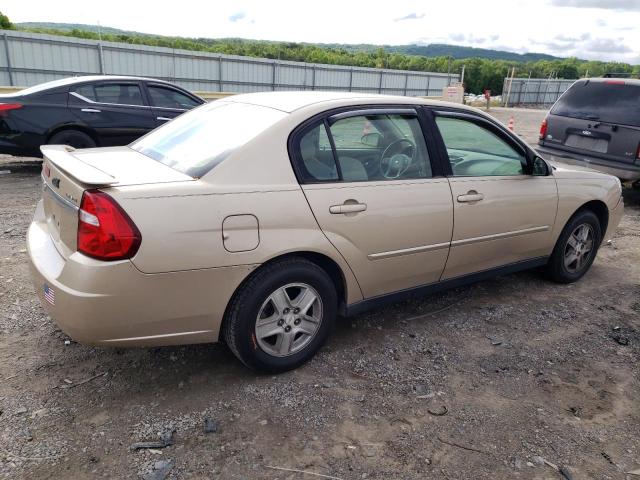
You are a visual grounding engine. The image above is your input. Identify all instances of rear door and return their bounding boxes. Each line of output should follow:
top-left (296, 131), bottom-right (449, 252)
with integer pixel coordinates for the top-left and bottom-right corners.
top-left (543, 80), bottom-right (640, 165)
top-left (69, 81), bottom-right (156, 145)
top-left (292, 107), bottom-right (454, 298)
top-left (144, 83), bottom-right (203, 127)
top-left (431, 110), bottom-right (558, 280)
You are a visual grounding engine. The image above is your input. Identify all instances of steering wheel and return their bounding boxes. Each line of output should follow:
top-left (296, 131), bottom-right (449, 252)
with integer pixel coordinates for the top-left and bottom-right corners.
top-left (379, 138), bottom-right (416, 179)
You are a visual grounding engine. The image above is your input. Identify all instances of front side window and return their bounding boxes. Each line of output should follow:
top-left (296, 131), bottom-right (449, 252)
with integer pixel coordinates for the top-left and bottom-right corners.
top-left (131, 101), bottom-right (286, 177)
top-left (295, 111), bottom-right (432, 183)
top-left (435, 116), bottom-right (525, 176)
top-left (148, 85), bottom-right (200, 110)
top-left (94, 83), bottom-right (144, 106)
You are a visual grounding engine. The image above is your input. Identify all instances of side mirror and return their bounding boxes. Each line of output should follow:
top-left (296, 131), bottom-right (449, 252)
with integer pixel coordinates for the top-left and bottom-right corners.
top-left (361, 132), bottom-right (382, 148)
top-left (530, 155), bottom-right (549, 176)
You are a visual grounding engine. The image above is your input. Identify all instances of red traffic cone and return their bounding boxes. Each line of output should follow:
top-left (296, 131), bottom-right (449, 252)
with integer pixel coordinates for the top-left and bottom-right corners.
top-left (508, 116), bottom-right (515, 131)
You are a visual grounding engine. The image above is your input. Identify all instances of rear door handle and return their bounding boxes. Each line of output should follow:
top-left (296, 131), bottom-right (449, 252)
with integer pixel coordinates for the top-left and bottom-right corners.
top-left (157, 116), bottom-right (172, 121)
top-left (329, 202), bottom-right (367, 214)
top-left (81, 108), bottom-right (101, 113)
top-left (457, 191), bottom-right (484, 203)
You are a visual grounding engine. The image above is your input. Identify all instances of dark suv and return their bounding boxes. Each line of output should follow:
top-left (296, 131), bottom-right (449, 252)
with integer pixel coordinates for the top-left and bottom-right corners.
top-left (0, 75), bottom-right (204, 157)
top-left (538, 78), bottom-right (640, 183)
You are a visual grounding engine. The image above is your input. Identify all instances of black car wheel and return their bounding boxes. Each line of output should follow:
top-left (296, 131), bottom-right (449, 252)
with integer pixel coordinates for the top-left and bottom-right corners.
top-left (545, 210), bottom-right (602, 283)
top-left (48, 130), bottom-right (96, 149)
top-left (222, 257), bottom-right (337, 373)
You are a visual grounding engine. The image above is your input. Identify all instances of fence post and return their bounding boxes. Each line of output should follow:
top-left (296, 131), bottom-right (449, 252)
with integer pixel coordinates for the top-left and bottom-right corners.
top-left (403, 73), bottom-right (409, 96)
top-left (218, 55), bottom-right (223, 92)
top-left (311, 65), bottom-right (316, 91)
top-left (272, 60), bottom-right (277, 91)
top-left (96, 42), bottom-right (104, 74)
top-left (378, 70), bottom-right (383, 93)
top-left (3, 33), bottom-right (13, 86)
top-left (425, 75), bottom-right (430, 96)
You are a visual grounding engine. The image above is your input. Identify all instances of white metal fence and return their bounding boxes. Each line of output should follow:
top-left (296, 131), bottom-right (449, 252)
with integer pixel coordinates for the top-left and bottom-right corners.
top-left (0, 30), bottom-right (458, 96)
top-left (501, 77), bottom-right (576, 107)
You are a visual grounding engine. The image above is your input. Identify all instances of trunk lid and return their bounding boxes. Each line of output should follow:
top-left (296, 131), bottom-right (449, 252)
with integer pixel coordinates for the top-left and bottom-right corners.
top-left (543, 114), bottom-right (640, 165)
top-left (40, 145), bottom-right (193, 258)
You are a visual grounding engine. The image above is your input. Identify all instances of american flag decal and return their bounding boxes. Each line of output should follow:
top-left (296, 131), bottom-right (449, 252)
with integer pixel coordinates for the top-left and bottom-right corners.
top-left (43, 284), bottom-right (55, 306)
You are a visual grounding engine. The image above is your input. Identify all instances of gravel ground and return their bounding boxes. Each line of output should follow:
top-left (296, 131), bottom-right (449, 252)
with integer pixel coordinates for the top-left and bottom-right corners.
top-left (1, 108), bottom-right (639, 480)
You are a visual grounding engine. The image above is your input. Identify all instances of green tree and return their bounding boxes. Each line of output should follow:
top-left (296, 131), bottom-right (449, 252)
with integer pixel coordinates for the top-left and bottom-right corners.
top-left (0, 11), bottom-right (13, 30)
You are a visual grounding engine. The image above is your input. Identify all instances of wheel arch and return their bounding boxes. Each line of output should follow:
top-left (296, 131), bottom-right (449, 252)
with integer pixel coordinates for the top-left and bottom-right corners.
top-left (574, 199), bottom-right (609, 236)
top-left (45, 124), bottom-right (99, 146)
top-left (220, 251), bottom-right (350, 338)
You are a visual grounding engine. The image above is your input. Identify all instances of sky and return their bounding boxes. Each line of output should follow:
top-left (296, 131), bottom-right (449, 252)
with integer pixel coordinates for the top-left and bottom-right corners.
top-left (1, 0), bottom-right (638, 64)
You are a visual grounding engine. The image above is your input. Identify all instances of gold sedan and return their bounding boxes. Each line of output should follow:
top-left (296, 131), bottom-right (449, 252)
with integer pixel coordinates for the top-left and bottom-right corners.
top-left (27, 92), bottom-right (624, 372)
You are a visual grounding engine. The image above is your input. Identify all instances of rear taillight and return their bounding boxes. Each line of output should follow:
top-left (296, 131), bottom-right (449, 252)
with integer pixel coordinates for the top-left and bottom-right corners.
top-left (539, 118), bottom-right (548, 140)
top-left (77, 190), bottom-right (141, 261)
top-left (636, 143), bottom-right (640, 162)
top-left (0, 103), bottom-right (22, 117)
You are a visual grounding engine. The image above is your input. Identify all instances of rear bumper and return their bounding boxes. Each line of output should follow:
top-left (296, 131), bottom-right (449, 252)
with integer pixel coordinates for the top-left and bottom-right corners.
top-left (27, 201), bottom-right (256, 347)
top-left (537, 145), bottom-right (640, 181)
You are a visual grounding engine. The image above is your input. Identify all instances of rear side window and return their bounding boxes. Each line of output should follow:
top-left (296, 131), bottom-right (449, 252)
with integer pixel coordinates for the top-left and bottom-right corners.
top-left (94, 83), bottom-right (144, 106)
top-left (73, 84), bottom-right (96, 101)
top-left (552, 80), bottom-right (640, 127)
top-left (131, 101), bottom-right (286, 178)
top-left (148, 85), bottom-right (200, 109)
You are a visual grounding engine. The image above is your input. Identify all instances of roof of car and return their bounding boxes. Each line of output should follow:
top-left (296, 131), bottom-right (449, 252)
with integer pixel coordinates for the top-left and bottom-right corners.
top-left (17, 75), bottom-right (175, 95)
top-left (223, 91), bottom-right (450, 113)
top-left (581, 77), bottom-right (640, 86)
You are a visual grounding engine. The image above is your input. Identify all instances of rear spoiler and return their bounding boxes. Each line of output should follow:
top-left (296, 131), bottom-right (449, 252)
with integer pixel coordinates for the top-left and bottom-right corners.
top-left (40, 145), bottom-right (118, 186)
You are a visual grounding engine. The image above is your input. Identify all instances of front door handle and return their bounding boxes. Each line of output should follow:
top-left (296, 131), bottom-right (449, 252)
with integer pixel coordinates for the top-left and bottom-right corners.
top-left (457, 190), bottom-right (484, 203)
top-left (157, 116), bottom-right (172, 121)
top-left (329, 202), bottom-right (367, 214)
top-left (81, 108), bottom-right (101, 113)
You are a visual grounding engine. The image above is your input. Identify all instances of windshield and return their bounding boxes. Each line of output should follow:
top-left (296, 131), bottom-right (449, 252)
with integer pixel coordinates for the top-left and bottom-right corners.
top-left (131, 101), bottom-right (286, 177)
top-left (551, 80), bottom-right (640, 127)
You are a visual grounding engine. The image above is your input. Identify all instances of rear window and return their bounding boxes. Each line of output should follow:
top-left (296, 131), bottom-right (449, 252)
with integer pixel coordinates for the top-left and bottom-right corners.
top-left (131, 101), bottom-right (286, 177)
top-left (551, 80), bottom-right (640, 127)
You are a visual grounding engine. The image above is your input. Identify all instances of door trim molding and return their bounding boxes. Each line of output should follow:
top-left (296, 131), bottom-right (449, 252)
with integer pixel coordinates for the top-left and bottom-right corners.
top-left (344, 256), bottom-right (548, 317)
top-left (368, 242), bottom-right (450, 260)
top-left (451, 225), bottom-right (550, 247)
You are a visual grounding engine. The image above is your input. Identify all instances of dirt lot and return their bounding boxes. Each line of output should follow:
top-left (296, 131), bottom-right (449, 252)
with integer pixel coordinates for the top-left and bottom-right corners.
top-left (1, 108), bottom-right (639, 480)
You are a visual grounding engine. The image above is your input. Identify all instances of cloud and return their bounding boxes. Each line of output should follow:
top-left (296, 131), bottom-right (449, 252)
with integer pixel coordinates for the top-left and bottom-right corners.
top-left (549, 0), bottom-right (640, 11)
top-left (532, 34), bottom-right (632, 56)
top-left (447, 33), bottom-right (495, 45)
top-left (395, 12), bottom-right (425, 21)
top-left (596, 18), bottom-right (607, 27)
top-left (228, 12), bottom-right (246, 22)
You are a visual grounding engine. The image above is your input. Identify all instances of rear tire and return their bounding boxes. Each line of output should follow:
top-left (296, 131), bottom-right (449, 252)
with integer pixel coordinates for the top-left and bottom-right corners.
top-left (222, 257), bottom-right (337, 373)
top-left (48, 130), bottom-right (96, 149)
top-left (545, 210), bottom-right (602, 283)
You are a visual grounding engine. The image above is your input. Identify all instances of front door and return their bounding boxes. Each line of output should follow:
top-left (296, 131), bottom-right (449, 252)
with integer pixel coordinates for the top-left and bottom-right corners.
top-left (293, 108), bottom-right (454, 298)
top-left (432, 111), bottom-right (558, 280)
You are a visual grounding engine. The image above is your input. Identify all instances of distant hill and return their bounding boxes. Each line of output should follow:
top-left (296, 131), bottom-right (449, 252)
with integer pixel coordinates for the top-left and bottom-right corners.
top-left (16, 22), bottom-right (563, 63)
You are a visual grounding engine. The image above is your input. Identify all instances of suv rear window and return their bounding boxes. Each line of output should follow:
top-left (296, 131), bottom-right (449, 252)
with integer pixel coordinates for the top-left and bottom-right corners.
top-left (551, 80), bottom-right (640, 127)
top-left (131, 101), bottom-right (286, 178)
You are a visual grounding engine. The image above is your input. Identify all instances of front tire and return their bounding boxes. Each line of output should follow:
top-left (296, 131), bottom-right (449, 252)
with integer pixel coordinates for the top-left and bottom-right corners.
top-left (222, 257), bottom-right (337, 373)
top-left (545, 210), bottom-right (602, 283)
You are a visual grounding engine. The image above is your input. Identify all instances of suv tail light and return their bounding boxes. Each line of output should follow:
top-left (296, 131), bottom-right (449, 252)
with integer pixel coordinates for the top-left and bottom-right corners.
top-left (539, 118), bottom-right (548, 140)
top-left (77, 190), bottom-right (141, 261)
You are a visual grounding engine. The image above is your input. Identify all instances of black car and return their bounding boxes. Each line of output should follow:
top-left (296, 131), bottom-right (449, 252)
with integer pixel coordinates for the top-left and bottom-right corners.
top-left (538, 77), bottom-right (640, 183)
top-left (0, 75), bottom-right (205, 157)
